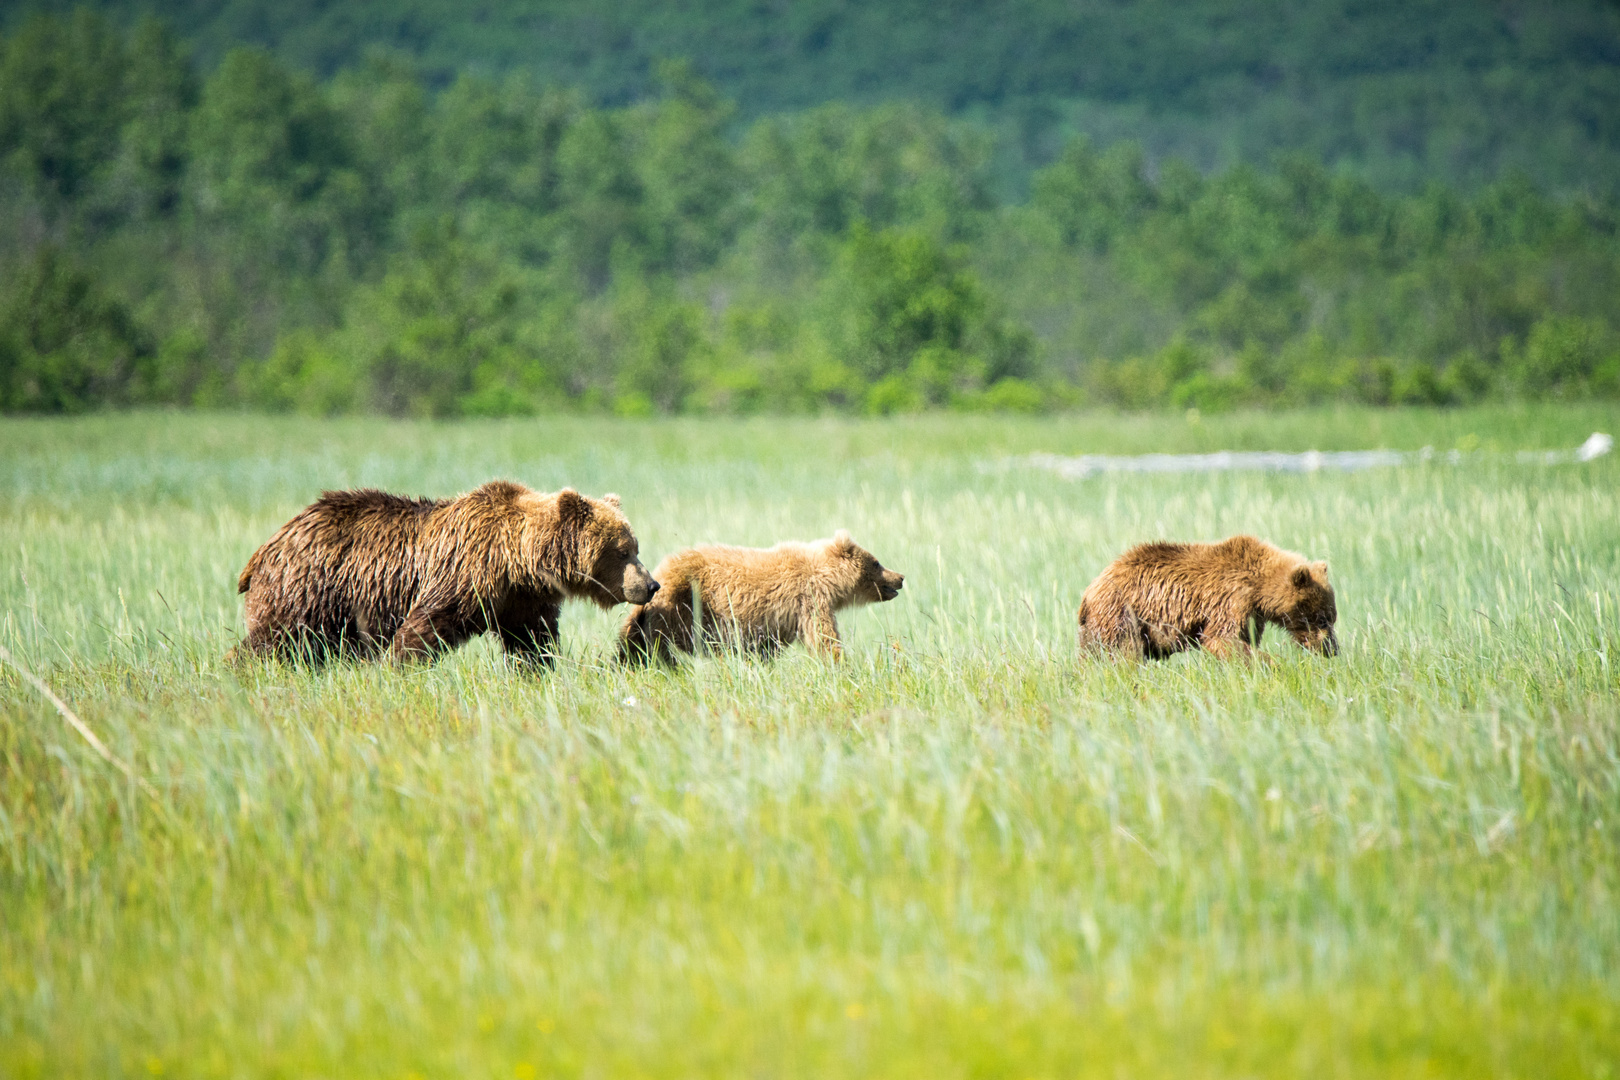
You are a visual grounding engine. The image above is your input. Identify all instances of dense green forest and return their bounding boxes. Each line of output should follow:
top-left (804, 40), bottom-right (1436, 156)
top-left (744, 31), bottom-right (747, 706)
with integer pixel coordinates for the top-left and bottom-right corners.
top-left (2, 10), bottom-right (1618, 415)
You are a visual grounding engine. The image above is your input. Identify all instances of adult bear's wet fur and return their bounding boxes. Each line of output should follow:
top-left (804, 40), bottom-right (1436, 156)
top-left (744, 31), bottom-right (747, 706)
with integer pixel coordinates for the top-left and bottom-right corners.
top-left (234, 481), bottom-right (658, 666)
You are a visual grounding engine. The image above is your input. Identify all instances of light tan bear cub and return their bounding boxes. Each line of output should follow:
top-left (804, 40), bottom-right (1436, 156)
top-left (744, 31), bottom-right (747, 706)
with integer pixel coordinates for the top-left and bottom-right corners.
top-left (619, 531), bottom-right (904, 663)
top-left (235, 482), bottom-right (658, 666)
top-left (1077, 534), bottom-right (1337, 660)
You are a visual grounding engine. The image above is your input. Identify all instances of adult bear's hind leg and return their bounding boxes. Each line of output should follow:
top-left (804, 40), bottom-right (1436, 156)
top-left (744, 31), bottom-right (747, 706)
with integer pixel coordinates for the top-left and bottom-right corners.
top-left (392, 600), bottom-right (478, 663)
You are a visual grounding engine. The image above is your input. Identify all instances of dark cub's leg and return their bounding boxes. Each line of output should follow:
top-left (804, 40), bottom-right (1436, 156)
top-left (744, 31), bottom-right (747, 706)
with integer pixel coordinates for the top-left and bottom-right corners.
top-left (1241, 614), bottom-right (1265, 648)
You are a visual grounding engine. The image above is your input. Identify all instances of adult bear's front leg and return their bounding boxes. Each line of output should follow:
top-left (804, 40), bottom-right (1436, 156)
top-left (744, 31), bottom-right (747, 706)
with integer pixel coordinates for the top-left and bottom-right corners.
top-left (496, 600), bottom-right (562, 667)
top-left (392, 599), bottom-right (478, 662)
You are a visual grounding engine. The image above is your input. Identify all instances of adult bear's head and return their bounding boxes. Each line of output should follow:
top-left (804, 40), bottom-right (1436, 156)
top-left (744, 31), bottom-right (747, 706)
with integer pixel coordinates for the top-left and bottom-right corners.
top-left (524, 487), bottom-right (659, 608)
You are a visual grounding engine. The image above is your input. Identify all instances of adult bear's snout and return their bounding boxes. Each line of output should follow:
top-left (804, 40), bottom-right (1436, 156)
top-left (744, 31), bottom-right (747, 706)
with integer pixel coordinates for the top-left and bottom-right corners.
top-left (624, 566), bottom-right (659, 605)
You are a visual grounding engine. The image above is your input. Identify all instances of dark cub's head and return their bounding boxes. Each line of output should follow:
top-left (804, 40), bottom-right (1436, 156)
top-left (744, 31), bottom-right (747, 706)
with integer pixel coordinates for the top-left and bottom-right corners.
top-left (827, 530), bottom-right (905, 608)
top-left (1275, 560), bottom-right (1338, 656)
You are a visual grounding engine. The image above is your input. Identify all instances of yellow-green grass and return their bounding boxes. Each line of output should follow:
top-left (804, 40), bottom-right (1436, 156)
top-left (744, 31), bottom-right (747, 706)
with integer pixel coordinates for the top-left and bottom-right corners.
top-left (2, 406), bottom-right (1617, 1078)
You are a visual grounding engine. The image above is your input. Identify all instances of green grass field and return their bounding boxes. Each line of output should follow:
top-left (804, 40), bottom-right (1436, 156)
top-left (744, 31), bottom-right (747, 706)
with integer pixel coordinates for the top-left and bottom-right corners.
top-left (2, 406), bottom-right (1618, 1078)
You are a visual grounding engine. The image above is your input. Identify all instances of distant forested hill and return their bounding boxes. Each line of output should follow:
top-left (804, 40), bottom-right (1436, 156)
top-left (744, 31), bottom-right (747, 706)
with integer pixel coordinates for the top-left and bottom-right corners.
top-left (3, 10), bottom-right (1618, 416)
top-left (8, 0), bottom-right (1620, 192)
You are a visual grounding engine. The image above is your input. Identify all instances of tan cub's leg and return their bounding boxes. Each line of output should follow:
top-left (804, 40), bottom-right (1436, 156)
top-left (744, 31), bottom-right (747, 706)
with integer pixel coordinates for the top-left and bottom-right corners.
top-left (801, 608), bottom-right (843, 661)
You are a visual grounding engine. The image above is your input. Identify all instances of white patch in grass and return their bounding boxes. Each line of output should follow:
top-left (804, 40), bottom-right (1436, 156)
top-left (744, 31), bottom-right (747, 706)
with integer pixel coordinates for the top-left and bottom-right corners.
top-left (1016, 432), bottom-right (1611, 479)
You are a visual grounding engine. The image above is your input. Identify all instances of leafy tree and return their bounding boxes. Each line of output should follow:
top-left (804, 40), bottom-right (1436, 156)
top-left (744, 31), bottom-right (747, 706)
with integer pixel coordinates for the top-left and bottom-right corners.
top-left (0, 11), bottom-right (126, 207)
top-left (425, 73), bottom-right (575, 264)
top-left (111, 18), bottom-right (197, 220)
top-left (822, 224), bottom-right (1032, 412)
top-left (188, 47), bottom-right (380, 275)
top-left (252, 221), bottom-right (563, 418)
top-left (1509, 315), bottom-right (1620, 400)
top-left (1030, 139), bottom-right (1156, 254)
top-left (743, 103), bottom-right (995, 249)
top-left (554, 109), bottom-right (645, 291)
top-left (627, 61), bottom-right (739, 275)
top-left (581, 278), bottom-right (708, 416)
top-left (327, 50), bottom-right (432, 228)
top-left (0, 246), bottom-right (152, 412)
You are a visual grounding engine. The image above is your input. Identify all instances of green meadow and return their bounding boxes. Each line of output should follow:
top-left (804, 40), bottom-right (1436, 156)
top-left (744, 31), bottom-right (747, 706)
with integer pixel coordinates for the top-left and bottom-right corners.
top-left (2, 406), bottom-right (1618, 1078)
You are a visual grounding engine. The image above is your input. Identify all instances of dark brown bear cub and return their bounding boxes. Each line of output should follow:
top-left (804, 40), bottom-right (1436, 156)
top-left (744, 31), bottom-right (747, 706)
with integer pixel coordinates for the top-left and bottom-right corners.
top-left (235, 482), bottom-right (657, 665)
top-left (1078, 535), bottom-right (1337, 660)
top-left (618, 531), bottom-right (904, 663)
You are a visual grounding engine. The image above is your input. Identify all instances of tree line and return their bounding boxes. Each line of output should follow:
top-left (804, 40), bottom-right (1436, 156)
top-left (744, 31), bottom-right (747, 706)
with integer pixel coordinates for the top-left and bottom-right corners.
top-left (2, 12), bottom-right (1617, 416)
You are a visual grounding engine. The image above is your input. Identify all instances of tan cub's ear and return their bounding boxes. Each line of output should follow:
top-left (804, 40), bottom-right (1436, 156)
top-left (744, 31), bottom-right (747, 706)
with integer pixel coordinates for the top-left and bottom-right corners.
top-left (556, 488), bottom-right (591, 526)
top-left (1311, 559), bottom-right (1329, 579)
top-left (1290, 564), bottom-right (1313, 588)
top-left (833, 529), bottom-right (855, 553)
top-left (601, 493), bottom-right (622, 510)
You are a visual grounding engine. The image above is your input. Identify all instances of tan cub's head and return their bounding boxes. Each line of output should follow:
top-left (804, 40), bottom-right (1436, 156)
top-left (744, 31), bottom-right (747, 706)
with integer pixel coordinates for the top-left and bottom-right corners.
top-left (530, 489), bottom-right (659, 608)
top-left (1273, 559), bottom-right (1338, 656)
top-left (827, 530), bottom-right (905, 608)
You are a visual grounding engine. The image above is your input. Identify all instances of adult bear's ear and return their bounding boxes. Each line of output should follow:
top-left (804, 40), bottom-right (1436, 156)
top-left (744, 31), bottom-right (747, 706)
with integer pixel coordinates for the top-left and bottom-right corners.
top-left (1290, 564), bottom-right (1313, 588)
top-left (833, 529), bottom-right (855, 553)
top-left (556, 488), bottom-right (592, 527)
top-left (601, 493), bottom-right (622, 510)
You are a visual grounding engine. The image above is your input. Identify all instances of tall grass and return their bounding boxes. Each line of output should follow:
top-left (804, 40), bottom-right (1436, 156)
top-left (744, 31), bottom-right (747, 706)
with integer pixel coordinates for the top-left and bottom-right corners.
top-left (2, 406), bottom-right (1618, 1077)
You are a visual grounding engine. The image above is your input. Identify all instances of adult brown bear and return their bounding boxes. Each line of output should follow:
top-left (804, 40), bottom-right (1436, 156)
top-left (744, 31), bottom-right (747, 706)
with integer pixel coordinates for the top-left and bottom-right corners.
top-left (235, 482), bottom-right (657, 665)
top-left (618, 531), bottom-right (904, 663)
top-left (1078, 535), bottom-right (1337, 660)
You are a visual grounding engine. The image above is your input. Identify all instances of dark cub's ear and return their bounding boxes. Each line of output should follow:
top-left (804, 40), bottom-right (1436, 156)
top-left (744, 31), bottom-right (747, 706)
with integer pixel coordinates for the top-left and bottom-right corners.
top-left (833, 529), bottom-right (855, 554)
top-left (1290, 564), bottom-right (1314, 589)
top-left (601, 493), bottom-right (622, 510)
top-left (556, 488), bottom-right (592, 528)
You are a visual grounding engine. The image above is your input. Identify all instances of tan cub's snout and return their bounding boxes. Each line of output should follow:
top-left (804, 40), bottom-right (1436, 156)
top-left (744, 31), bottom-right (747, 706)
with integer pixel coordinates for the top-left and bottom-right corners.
top-left (876, 567), bottom-right (904, 602)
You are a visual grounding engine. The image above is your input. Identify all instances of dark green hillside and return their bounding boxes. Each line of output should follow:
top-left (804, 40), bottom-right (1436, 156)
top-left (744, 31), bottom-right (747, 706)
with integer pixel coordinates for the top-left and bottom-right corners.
top-left (9, 0), bottom-right (1620, 191)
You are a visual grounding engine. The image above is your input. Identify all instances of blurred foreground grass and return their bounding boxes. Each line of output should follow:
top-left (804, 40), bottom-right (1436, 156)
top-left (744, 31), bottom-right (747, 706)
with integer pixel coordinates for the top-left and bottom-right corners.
top-left (2, 406), bottom-right (1618, 1077)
